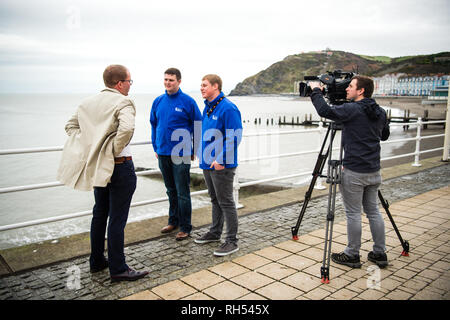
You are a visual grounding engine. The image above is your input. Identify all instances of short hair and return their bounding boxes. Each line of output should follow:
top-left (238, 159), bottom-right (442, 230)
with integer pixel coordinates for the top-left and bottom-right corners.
top-left (202, 74), bottom-right (222, 91)
top-left (165, 68), bottom-right (182, 81)
top-left (103, 65), bottom-right (128, 88)
top-left (352, 75), bottom-right (374, 98)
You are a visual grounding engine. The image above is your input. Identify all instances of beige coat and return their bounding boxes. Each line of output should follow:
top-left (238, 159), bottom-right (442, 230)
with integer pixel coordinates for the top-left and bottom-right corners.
top-left (57, 88), bottom-right (136, 191)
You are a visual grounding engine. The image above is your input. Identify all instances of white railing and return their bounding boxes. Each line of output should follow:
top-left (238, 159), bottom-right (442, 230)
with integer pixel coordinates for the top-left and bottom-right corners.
top-left (0, 118), bottom-right (447, 232)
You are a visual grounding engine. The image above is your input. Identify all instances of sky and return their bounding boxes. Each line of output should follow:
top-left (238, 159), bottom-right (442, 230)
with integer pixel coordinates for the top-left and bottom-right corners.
top-left (0, 0), bottom-right (449, 94)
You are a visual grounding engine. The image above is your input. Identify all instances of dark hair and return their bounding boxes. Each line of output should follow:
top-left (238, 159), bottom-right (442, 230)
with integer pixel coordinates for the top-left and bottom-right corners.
top-left (352, 75), bottom-right (374, 98)
top-left (202, 74), bottom-right (222, 91)
top-left (165, 68), bottom-right (182, 81)
top-left (103, 65), bottom-right (129, 88)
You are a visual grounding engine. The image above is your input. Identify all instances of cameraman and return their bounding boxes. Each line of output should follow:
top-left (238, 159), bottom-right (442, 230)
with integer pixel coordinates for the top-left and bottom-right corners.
top-left (309, 76), bottom-right (390, 268)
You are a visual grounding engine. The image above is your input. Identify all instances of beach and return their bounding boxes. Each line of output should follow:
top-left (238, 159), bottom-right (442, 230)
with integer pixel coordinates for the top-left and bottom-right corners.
top-left (375, 96), bottom-right (447, 119)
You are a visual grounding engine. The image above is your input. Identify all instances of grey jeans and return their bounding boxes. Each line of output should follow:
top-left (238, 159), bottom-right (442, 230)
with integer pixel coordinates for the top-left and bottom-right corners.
top-left (203, 168), bottom-right (238, 244)
top-left (340, 168), bottom-right (386, 257)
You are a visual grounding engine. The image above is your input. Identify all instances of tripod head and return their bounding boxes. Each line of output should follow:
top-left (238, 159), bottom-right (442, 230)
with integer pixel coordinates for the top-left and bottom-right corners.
top-left (329, 121), bottom-right (343, 131)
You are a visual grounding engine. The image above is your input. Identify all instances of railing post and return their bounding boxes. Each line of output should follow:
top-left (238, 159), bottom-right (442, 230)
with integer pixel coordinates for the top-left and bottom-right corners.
top-left (412, 117), bottom-right (422, 167)
top-left (234, 167), bottom-right (244, 209)
top-left (443, 95), bottom-right (450, 161)
top-left (315, 121), bottom-right (326, 190)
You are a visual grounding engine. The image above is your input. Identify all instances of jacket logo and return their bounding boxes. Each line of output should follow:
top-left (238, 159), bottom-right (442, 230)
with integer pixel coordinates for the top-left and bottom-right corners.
top-left (212, 115), bottom-right (218, 120)
top-left (175, 107), bottom-right (183, 112)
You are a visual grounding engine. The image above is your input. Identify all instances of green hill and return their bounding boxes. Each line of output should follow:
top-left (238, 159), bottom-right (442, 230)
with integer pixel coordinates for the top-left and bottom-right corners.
top-left (229, 50), bottom-right (450, 95)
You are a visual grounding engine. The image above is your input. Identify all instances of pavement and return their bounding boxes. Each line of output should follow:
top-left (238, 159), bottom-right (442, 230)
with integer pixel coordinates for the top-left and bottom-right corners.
top-left (0, 156), bottom-right (449, 301)
top-left (123, 185), bottom-right (450, 301)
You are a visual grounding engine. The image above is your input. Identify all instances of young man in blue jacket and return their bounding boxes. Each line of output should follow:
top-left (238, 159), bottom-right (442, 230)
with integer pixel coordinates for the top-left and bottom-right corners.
top-left (150, 68), bottom-right (202, 241)
top-left (309, 76), bottom-right (390, 268)
top-left (194, 74), bottom-right (243, 256)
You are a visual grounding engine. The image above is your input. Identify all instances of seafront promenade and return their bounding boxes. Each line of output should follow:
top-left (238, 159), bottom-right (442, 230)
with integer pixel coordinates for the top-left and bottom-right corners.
top-left (0, 156), bottom-right (449, 301)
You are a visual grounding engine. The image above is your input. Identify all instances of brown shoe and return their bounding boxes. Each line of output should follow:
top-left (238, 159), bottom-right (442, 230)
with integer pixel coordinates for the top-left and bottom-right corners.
top-left (161, 225), bottom-right (178, 234)
top-left (175, 231), bottom-right (190, 241)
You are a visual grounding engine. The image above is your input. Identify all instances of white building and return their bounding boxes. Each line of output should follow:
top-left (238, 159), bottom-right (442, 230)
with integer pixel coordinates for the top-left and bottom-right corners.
top-left (373, 74), bottom-right (449, 97)
top-left (373, 73), bottom-right (405, 96)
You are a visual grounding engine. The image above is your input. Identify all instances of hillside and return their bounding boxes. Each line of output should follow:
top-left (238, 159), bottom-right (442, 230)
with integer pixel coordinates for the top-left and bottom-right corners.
top-left (229, 51), bottom-right (450, 95)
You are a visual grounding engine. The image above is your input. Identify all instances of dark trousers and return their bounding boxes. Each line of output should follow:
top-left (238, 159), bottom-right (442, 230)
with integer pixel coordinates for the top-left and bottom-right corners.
top-left (158, 155), bottom-right (192, 233)
top-left (89, 160), bottom-right (136, 275)
top-left (203, 168), bottom-right (238, 244)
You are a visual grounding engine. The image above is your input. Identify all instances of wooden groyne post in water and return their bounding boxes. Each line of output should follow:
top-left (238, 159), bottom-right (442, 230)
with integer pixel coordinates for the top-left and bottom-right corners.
top-left (251, 109), bottom-right (444, 129)
top-left (381, 109), bottom-right (445, 131)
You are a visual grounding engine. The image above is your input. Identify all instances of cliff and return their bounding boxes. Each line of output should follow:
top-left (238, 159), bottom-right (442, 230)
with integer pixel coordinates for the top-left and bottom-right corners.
top-left (229, 50), bottom-right (450, 95)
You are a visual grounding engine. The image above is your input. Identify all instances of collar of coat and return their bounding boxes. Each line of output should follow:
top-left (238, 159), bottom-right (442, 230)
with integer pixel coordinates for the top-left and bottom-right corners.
top-left (101, 87), bottom-right (122, 95)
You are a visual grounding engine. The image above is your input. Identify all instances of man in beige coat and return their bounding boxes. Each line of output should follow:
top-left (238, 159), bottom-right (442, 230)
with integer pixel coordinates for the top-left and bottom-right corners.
top-left (57, 65), bottom-right (148, 282)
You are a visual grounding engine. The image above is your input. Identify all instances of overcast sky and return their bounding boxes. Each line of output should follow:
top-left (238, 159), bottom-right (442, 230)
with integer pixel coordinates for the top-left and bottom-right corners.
top-left (0, 0), bottom-right (449, 94)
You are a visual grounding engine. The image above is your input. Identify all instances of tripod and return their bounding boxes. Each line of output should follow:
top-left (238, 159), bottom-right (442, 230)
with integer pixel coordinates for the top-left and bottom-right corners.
top-left (291, 122), bottom-right (410, 284)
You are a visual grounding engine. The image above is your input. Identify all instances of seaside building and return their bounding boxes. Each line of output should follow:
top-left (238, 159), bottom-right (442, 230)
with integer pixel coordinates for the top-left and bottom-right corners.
top-left (428, 75), bottom-right (450, 100)
top-left (373, 73), bottom-right (405, 96)
top-left (373, 74), bottom-right (449, 98)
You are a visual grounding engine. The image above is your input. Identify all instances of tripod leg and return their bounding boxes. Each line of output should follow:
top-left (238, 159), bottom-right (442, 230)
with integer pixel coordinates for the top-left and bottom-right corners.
top-left (321, 217), bottom-right (334, 284)
top-left (291, 126), bottom-right (334, 240)
top-left (321, 161), bottom-right (339, 284)
top-left (378, 190), bottom-right (410, 256)
top-left (291, 156), bottom-right (326, 240)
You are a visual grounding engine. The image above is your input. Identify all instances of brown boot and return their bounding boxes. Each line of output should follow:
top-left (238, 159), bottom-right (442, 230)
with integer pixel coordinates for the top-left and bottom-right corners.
top-left (161, 225), bottom-right (178, 234)
top-left (175, 231), bottom-right (190, 241)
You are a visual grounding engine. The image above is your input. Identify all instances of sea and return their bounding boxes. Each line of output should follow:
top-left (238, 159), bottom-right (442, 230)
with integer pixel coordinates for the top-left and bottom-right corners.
top-left (0, 92), bottom-right (413, 249)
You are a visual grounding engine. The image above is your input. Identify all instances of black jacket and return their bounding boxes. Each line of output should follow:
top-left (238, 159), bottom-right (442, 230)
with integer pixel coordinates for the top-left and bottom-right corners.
top-left (311, 88), bottom-right (390, 173)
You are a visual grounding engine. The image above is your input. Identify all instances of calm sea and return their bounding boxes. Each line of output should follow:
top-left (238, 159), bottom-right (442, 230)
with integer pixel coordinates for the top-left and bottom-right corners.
top-left (0, 92), bottom-right (409, 249)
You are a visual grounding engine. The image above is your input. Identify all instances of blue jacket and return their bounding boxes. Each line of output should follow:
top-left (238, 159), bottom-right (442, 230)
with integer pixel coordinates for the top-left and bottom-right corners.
top-left (199, 92), bottom-right (243, 170)
top-left (311, 88), bottom-right (390, 173)
top-left (150, 89), bottom-right (202, 157)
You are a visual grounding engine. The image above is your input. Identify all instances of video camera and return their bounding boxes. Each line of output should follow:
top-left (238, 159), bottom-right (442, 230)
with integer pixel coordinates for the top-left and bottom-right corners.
top-left (299, 70), bottom-right (355, 105)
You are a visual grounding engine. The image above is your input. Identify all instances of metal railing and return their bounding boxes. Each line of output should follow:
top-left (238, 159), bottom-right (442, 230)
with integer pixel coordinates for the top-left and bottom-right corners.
top-left (0, 118), bottom-right (447, 232)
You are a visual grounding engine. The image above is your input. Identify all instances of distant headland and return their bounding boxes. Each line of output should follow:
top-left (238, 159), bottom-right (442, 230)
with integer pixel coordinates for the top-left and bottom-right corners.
top-left (229, 50), bottom-right (450, 96)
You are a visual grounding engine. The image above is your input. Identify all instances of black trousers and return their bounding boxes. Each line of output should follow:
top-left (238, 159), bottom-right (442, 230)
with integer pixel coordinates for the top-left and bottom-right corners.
top-left (89, 160), bottom-right (136, 275)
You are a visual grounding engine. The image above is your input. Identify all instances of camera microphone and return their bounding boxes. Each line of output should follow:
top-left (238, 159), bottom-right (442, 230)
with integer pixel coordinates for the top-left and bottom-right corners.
top-left (304, 76), bottom-right (319, 81)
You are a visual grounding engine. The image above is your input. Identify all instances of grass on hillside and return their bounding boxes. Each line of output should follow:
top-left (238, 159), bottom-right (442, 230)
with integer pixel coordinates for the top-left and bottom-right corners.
top-left (360, 55), bottom-right (392, 63)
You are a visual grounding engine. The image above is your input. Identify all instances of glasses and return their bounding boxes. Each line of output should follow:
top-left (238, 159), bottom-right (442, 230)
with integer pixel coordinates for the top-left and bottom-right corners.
top-left (119, 79), bottom-right (133, 85)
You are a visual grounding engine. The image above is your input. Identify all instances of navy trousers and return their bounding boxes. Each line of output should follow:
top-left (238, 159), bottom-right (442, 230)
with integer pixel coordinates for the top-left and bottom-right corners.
top-left (158, 155), bottom-right (192, 234)
top-left (89, 160), bottom-right (136, 275)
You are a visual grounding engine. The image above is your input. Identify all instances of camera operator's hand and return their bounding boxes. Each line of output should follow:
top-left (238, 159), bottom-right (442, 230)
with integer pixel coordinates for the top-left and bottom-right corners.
top-left (309, 81), bottom-right (324, 90)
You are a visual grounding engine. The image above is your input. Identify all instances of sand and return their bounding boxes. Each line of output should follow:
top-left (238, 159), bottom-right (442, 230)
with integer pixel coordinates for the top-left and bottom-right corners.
top-left (375, 96), bottom-right (448, 119)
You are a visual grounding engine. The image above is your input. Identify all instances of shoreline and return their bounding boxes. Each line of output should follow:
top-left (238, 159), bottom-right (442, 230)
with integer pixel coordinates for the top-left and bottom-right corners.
top-left (242, 93), bottom-right (448, 119)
